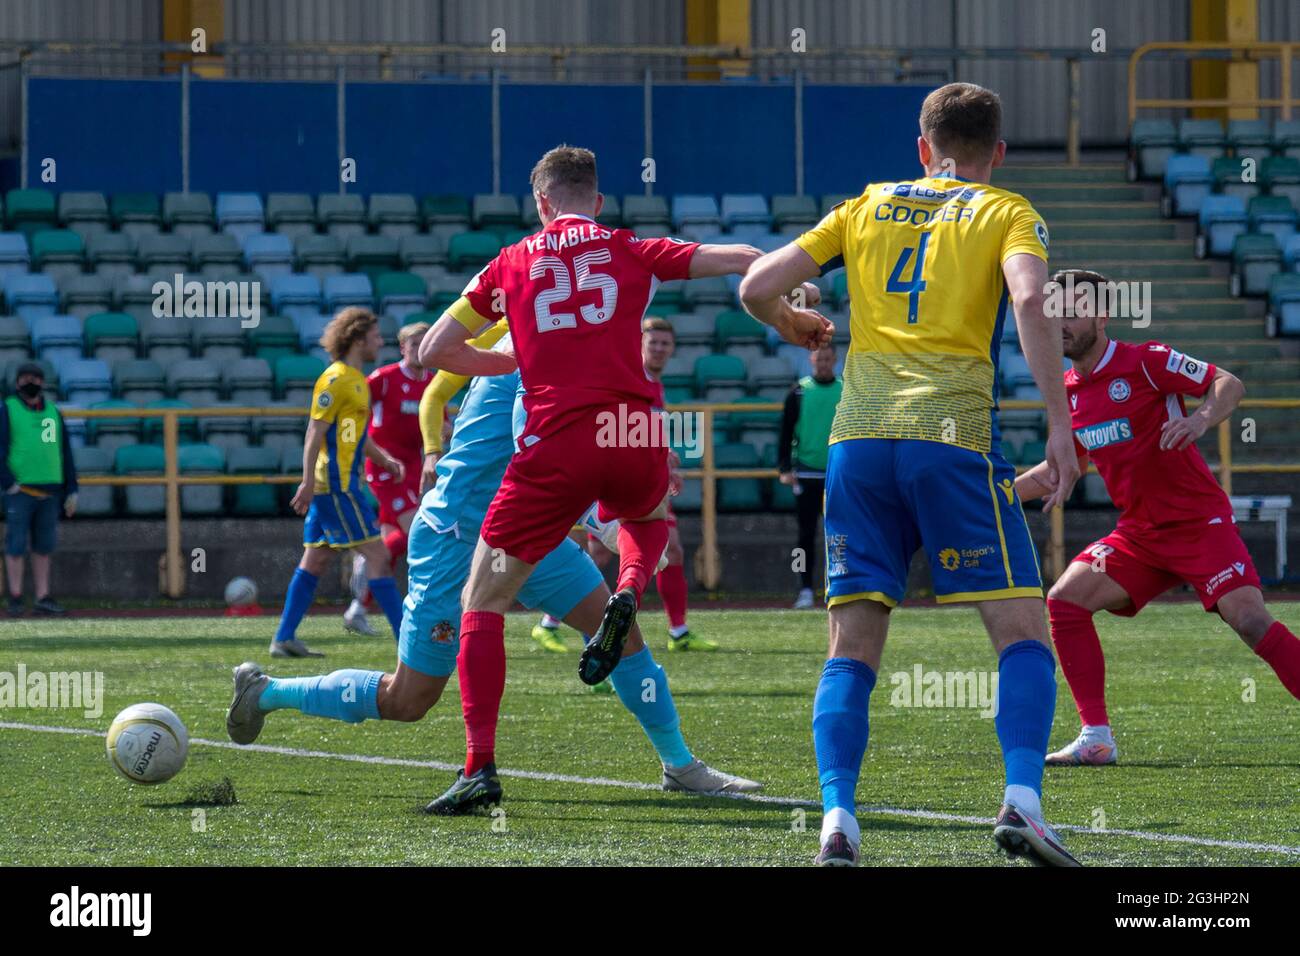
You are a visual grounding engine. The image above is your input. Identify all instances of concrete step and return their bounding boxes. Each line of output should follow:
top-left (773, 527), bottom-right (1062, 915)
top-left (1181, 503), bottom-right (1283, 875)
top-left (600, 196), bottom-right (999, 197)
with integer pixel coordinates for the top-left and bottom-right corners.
top-left (1151, 299), bottom-right (1264, 320)
top-left (1014, 184), bottom-right (1153, 204)
top-left (1052, 240), bottom-right (1197, 260)
top-left (1048, 259), bottom-right (1225, 279)
top-left (994, 164), bottom-right (1128, 184)
top-left (1110, 318), bottom-right (1266, 340)
top-left (1051, 221), bottom-right (1184, 241)
top-left (1037, 202), bottom-right (1164, 221)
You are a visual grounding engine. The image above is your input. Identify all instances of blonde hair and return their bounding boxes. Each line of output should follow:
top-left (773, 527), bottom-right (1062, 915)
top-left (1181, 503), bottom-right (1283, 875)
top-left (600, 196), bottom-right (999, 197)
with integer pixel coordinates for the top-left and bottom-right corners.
top-left (397, 321), bottom-right (430, 346)
top-left (321, 306), bottom-right (378, 361)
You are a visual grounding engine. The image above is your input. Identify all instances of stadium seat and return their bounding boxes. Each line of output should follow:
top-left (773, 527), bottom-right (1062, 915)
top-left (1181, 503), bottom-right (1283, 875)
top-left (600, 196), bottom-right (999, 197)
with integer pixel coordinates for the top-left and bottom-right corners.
top-left (1284, 234), bottom-right (1300, 271)
top-left (270, 272), bottom-right (322, 319)
top-left (222, 356), bottom-right (274, 404)
top-left (672, 195), bottom-right (721, 237)
top-left (521, 194), bottom-right (542, 228)
top-left (721, 193), bottom-right (772, 229)
top-left (681, 275), bottom-right (734, 311)
top-left (421, 194), bottom-right (471, 228)
top-left (369, 193), bottom-right (419, 237)
top-left (622, 195), bottom-right (670, 227)
top-left (193, 232), bottom-right (242, 275)
top-left (399, 232), bottom-right (447, 269)
top-left (83, 311), bottom-right (139, 363)
top-left (60, 357), bottom-right (112, 405)
top-left (167, 357), bottom-right (222, 405)
top-left (140, 398), bottom-right (198, 444)
top-left (242, 232), bottom-right (293, 282)
top-left (110, 192), bottom-right (161, 240)
top-left (1227, 119), bottom-right (1273, 165)
top-left (70, 445), bottom-right (115, 515)
top-left (115, 443), bottom-right (166, 515)
top-left (659, 353), bottom-right (695, 392)
top-left (715, 309), bottom-right (767, 364)
top-left (0, 316), bottom-right (30, 367)
top-left (747, 354), bottom-right (795, 401)
top-left (714, 442), bottom-right (764, 511)
top-left (227, 445), bottom-right (281, 515)
top-left (29, 228), bottom-right (84, 282)
top-left (85, 397), bottom-right (140, 457)
top-left (1162, 155), bottom-right (1212, 217)
top-left (1210, 155), bottom-right (1259, 203)
top-left (248, 313), bottom-right (298, 360)
top-left (1129, 119), bottom-right (1178, 180)
top-left (194, 315), bottom-right (246, 361)
top-left (726, 395), bottom-right (782, 459)
top-left (6, 189), bottom-right (56, 237)
top-left (114, 358), bottom-right (167, 404)
top-left (58, 191), bottom-right (109, 241)
top-left (446, 231), bottom-right (502, 272)
top-left (86, 231), bottom-right (135, 280)
top-left (265, 192), bottom-right (315, 240)
top-left (1275, 119), bottom-right (1300, 160)
top-left (111, 272), bottom-right (166, 322)
top-left (317, 193), bottom-right (366, 240)
top-left (137, 232), bottom-right (192, 273)
top-left (323, 272), bottom-right (373, 311)
top-left (0, 231), bottom-right (29, 280)
top-left (176, 443), bottom-right (227, 515)
top-left (1267, 273), bottom-right (1300, 336)
top-left (1178, 119), bottom-right (1226, 162)
top-left (259, 406), bottom-right (307, 457)
top-left (694, 353), bottom-right (748, 402)
top-left (673, 312), bottom-right (715, 349)
top-left (1248, 195), bottom-right (1298, 243)
top-left (1262, 156), bottom-right (1300, 211)
top-left (727, 223), bottom-right (775, 246)
top-left (139, 314), bottom-right (195, 364)
top-left (216, 192), bottom-right (265, 242)
top-left (472, 194), bottom-right (522, 228)
top-left (30, 314), bottom-right (81, 364)
top-left (162, 191), bottom-right (216, 240)
top-left (1196, 195), bottom-right (1248, 258)
top-left (274, 354), bottom-right (326, 403)
top-left (295, 312), bottom-right (330, 351)
top-left (1230, 234), bottom-right (1281, 298)
top-left (59, 273), bottom-right (111, 319)
top-left (594, 195), bottom-right (622, 228)
top-left (374, 271), bottom-right (427, 320)
top-left (199, 407), bottom-right (253, 455)
top-left (771, 194), bottom-right (818, 230)
top-left (295, 233), bottom-right (345, 280)
top-left (345, 234), bottom-right (400, 282)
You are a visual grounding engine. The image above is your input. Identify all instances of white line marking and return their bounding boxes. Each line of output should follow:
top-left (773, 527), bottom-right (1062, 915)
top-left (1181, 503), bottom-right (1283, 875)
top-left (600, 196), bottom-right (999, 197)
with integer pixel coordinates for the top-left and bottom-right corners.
top-left (5, 719), bottom-right (1298, 858)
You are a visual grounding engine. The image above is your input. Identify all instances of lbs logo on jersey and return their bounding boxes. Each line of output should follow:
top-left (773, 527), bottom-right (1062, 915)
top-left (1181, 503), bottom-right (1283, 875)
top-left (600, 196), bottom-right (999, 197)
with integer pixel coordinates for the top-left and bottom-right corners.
top-left (1108, 378), bottom-right (1131, 403)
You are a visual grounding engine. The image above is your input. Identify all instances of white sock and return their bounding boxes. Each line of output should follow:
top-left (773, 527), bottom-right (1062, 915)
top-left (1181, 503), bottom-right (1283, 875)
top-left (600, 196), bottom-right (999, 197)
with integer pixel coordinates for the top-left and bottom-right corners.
top-left (669, 624), bottom-right (690, 639)
top-left (1004, 784), bottom-right (1042, 820)
top-left (821, 806), bottom-right (860, 847)
top-left (346, 598), bottom-right (366, 616)
top-left (540, 614), bottom-right (561, 629)
top-left (1081, 723), bottom-right (1114, 744)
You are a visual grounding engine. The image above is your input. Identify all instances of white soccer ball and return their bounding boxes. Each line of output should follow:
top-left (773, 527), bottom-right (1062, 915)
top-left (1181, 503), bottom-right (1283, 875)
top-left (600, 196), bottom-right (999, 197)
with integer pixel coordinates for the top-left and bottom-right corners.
top-left (224, 576), bottom-right (258, 607)
top-left (106, 703), bottom-right (189, 785)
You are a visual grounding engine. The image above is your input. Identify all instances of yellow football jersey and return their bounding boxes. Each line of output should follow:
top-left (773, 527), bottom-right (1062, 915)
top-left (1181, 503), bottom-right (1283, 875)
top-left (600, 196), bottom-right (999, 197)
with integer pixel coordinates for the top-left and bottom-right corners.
top-left (309, 360), bottom-right (370, 493)
top-left (795, 176), bottom-right (1048, 453)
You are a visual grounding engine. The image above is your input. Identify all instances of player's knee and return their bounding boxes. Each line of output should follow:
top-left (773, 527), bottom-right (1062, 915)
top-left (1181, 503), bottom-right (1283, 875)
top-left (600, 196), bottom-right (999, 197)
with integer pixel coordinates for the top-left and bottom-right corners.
top-left (1046, 580), bottom-right (1088, 610)
top-left (1223, 602), bottom-right (1273, 644)
top-left (665, 539), bottom-right (684, 565)
top-left (384, 684), bottom-right (441, 722)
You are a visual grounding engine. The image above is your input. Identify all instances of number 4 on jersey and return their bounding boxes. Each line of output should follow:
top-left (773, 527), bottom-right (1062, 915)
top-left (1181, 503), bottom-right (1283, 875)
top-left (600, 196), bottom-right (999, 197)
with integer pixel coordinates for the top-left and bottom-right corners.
top-left (886, 231), bottom-right (931, 325)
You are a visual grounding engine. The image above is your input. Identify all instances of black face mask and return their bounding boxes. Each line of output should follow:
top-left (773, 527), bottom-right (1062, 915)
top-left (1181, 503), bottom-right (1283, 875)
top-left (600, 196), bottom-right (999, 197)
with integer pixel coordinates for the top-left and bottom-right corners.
top-left (17, 382), bottom-right (42, 400)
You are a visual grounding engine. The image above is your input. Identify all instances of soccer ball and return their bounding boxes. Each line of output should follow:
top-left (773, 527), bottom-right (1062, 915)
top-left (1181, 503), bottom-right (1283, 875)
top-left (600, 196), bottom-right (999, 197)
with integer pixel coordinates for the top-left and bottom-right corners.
top-left (106, 703), bottom-right (189, 785)
top-left (224, 576), bottom-right (258, 607)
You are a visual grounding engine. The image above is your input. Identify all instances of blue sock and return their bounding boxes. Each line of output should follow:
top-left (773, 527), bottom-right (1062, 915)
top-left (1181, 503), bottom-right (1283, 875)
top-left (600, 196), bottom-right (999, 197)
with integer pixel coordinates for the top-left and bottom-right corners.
top-left (367, 576), bottom-right (404, 640)
top-left (274, 568), bottom-right (319, 643)
top-left (995, 639), bottom-right (1057, 799)
top-left (813, 657), bottom-right (876, 816)
top-left (258, 668), bottom-right (382, 723)
top-left (608, 646), bottom-right (693, 768)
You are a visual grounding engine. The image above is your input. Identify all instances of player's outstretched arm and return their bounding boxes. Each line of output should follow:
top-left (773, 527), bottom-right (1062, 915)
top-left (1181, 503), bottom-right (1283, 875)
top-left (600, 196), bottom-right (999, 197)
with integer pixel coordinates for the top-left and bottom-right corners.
top-left (689, 243), bottom-right (764, 278)
top-left (1160, 367), bottom-right (1245, 451)
top-left (421, 312), bottom-right (517, 377)
top-left (1003, 252), bottom-right (1079, 511)
top-left (738, 244), bottom-right (834, 349)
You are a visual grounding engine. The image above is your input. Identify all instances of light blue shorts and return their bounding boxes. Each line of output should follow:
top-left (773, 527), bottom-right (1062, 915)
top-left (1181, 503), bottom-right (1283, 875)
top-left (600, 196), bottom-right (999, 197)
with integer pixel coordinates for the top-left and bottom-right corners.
top-left (398, 514), bottom-right (605, 677)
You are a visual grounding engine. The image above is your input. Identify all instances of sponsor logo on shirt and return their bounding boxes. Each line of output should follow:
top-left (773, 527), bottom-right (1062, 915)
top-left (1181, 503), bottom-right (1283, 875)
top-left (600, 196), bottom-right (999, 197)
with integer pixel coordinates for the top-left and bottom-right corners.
top-left (1035, 221), bottom-right (1049, 249)
top-left (1166, 349), bottom-right (1209, 384)
top-left (1205, 562), bottom-right (1246, 596)
top-left (1108, 378), bottom-right (1131, 403)
top-left (1074, 417), bottom-right (1133, 451)
top-left (400, 399), bottom-right (420, 415)
top-left (317, 392), bottom-right (332, 408)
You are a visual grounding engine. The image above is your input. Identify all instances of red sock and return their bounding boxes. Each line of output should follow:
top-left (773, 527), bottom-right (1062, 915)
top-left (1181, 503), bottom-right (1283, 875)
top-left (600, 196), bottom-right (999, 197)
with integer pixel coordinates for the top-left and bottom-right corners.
top-left (1047, 597), bottom-right (1109, 726)
top-left (1254, 621), bottom-right (1300, 700)
top-left (615, 519), bottom-right (668, 605)
top-left (457, 610), bottom-right (506, 776)
top-left (384, 528), bottom-right (407, 567)
top-left (656, 562), bottom-right (688, 630)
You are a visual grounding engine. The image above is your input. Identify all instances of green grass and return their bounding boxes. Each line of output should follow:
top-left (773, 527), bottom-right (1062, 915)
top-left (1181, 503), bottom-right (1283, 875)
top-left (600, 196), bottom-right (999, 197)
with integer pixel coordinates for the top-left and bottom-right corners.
top-left (1, 604), bottom-right (1298, 866)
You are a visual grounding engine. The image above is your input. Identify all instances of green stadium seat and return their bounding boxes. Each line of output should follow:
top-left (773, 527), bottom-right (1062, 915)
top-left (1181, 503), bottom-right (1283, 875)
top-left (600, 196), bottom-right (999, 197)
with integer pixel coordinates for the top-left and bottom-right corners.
top-left (399, 233), bottom-right (447, 269)
top-left (114, 358), bottom-right (166, 404)
top-left (227, 446), bottom-right (281, 515)
top-left (249, 313), bottom-right (300, 361)
top-left (714, 309), bottom-right (767, 364)
top-left (472, 194), bottom-right (521, 227)
top-left (265, 192), bottom-right (315, 239)
top-left (682, 275), bottom-right (734, 309)
top-left (115, 442), bottom-right (166, 515)
top-left (345, 234), bottom-right (400, 283)
top-left (1231, 234), bottom-right (1281, 298)
top-left (177, 443), bottom-right (226, 515)
top-left (29, 228), bottom-right (84, 280)
top-left (369, 193), bottom-right (419, 237)
top-left (421, 194), bottom-right (471, 227)
top-left (1274, 119), bottom-right (1300, 160)
top-left (1262, 156), bottom-right (1300, 210)
top-left (140, 398), bottom-right (197, 444)
top-left (110, 192), bottom-right (161, 239)
top-left (274, 354), bottom-right (326, 403)
top-left (58, 191), bottom-right (109, 240)
top-left (162, 191), bottom-right (215, 240)
top-left (83, 311), bottom-right (139, 363)
top-left (446, 231), bottom-right (503, 272)
top-left (663, 385), bottom-right (694, 405)
top-left (1248, 194), bottom-right (1297, 242)
top-left (694, 353), bottom-right (748, 402)
top-left (317, 193), bottom-right (366, 239)
top-left (374, 271), bottom-right (427, 320)
top-left (715, 442), bottom-right (764, 511)
top-left (1227, 119), bottom-right (1273, 164)
top-left (1211, 156), bottom-right (1259, 202)
top-left (6, 189), bottom-right (56, 237)
top-left (137, 233), bottom-right (192, 272)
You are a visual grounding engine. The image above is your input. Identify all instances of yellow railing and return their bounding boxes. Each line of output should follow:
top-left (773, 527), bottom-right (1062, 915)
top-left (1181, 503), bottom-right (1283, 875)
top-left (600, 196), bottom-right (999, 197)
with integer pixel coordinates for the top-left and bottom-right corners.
top-left (62, 399), bottom-right (1300, 597)
top-left (1128, 41), bottom-right (1299, 124)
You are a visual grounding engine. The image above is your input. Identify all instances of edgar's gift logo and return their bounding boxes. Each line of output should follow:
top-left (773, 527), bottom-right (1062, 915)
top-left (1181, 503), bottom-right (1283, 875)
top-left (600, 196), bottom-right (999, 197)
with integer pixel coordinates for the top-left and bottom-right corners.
top-left (50, 886), bottom-right (152, 936)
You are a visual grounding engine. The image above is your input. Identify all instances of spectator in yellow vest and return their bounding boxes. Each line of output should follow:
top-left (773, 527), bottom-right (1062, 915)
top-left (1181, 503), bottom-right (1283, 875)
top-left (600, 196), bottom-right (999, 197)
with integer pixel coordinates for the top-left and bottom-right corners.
top-left (2, 363), bottom-right (78, 616)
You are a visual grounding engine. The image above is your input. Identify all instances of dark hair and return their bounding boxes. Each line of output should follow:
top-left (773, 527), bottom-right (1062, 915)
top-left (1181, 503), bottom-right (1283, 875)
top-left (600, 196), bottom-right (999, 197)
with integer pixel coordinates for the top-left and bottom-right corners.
top-left (919, 82), bottom-right (1002, 165)
top-left (1051, 269), bottom-right (1110, 297)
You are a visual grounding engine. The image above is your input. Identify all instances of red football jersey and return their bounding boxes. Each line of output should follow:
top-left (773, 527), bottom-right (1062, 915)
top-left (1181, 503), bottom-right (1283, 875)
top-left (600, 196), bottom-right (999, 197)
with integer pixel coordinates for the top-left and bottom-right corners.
top-left (366, 362), bottom-right (430, 459)
top-left (1065, 339), bottom-right (1228, 529)
top-left (457, 213), bottom-right (698, 437)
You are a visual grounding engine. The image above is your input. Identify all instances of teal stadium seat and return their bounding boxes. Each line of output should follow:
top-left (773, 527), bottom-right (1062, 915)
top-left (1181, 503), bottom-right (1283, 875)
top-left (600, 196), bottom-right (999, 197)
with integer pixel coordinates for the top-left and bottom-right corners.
top-left (70, 445), bottom-right (115, 516)
top-left (115, 443), bottom-right (166, 516)
top-left (83, 311), bottom-right (138, 363)
top-left (369, 193), bottom-right (420, 238)
top-left (265, 193), bottom-right (315, 240)
top-left (318, 193), bottom-right (366, 239)
top-left (228, 446), bottom-right (281, 515)
top-left (162, 191), bottom-right (215, 240)
top-left (178, 443), bottom-right (226, 515)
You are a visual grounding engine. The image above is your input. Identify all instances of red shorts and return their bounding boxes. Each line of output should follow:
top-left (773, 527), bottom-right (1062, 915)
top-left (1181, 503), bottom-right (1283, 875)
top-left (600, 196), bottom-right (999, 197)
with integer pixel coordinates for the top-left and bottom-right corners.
top-left (481, 404), bottom-right (670, 565)
top-left (1072, 518), bottom-right (1261, 616)
top-left (365, 453), bottom-right (423, 528)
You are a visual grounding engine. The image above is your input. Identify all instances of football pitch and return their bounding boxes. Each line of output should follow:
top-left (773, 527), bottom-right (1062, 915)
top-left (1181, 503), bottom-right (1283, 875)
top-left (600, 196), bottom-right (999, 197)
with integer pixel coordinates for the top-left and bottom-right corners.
top-left (2, 604), bottom-right (1298, 867)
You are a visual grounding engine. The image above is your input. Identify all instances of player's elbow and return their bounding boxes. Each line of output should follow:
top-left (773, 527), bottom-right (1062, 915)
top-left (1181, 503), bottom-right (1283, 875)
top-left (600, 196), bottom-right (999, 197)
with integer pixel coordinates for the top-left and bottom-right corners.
top-left (738, 263), bottom-right (781, 307)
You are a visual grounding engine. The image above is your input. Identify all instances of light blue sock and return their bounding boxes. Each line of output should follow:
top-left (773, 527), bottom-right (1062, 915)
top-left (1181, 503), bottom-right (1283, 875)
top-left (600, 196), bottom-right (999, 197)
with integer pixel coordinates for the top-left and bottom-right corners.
top-left (274, 568), bottom-right (319, 644)
top-left (258, 668), bottom-right (382, 723)
top-left (608, 646), bottom-right (693, 768)
top-left (995, 639), bottom-right (1057, 800)
top-left (813, 657), bottom-right (876, 816)
top-left (367, 576), bottom-right (404, 640)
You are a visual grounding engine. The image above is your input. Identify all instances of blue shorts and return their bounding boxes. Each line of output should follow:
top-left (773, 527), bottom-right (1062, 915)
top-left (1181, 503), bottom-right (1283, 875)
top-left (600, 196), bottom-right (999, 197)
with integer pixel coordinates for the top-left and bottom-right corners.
top-left (398, 513), bottom-right (604, 677)
top-left (824, 438), bottom-right (1042, 608)
top-left (303, 488), bottom-right (381, 549)
top-left (5, 491), bottom-right (60, 556)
